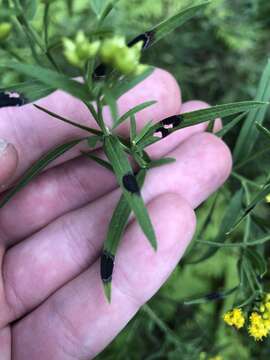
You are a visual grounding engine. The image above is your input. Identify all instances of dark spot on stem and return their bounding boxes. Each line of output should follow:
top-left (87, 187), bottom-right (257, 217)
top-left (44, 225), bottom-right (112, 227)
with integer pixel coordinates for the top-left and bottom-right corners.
top-left (0, 92), bottom-right (26, 108)
top-left (93, 63), bottom-right (107, 80)
top-left (161, 114), bottom-right (183, 128)
top-left (128, 31), bottom-right (154, 50)
top-left (154, 126), bottom-right (169, 138)
top-left (205, 292), bottom-right (222, 301)
top-left (101, 251), bottom-right (115, 283)
top-left (122, 173), bottom-right (140, 194)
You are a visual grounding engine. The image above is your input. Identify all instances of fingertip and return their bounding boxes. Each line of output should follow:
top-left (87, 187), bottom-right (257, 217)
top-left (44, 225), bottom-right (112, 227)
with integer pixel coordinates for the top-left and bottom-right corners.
top-left (0, 140), bottom-right (18, 188)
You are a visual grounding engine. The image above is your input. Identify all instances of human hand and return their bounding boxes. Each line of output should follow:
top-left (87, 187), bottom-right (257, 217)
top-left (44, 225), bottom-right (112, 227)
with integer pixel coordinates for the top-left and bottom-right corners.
top-left (0, 69), bottom-right (232, 359)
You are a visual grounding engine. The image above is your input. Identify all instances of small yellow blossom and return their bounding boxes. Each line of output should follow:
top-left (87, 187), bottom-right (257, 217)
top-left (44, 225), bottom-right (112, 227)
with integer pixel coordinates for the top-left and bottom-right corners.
top-left (248, 312), bottom-right (269, 341)
top-left (265, 194), bottom-right (270, 203)
top-left (223, 308), bottom-right (245, 329)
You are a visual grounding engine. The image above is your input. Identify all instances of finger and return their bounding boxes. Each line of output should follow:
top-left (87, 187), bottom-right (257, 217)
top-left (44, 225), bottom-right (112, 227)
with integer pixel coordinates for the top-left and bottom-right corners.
top-left (0, 101), bottom-right (219, 245)
top-left (0, 140), bottom-right (18, 188)
top-left (2, 132), bottom-right (232, 324)
top-left (11, 193), bottom-right (196, 360)
top-left (0, 68), bottom-right (181, 180)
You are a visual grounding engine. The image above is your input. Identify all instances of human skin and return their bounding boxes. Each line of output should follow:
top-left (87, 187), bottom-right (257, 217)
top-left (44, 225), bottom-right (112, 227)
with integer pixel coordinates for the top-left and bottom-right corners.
top-left (0, 68), bottom-right (232, 359)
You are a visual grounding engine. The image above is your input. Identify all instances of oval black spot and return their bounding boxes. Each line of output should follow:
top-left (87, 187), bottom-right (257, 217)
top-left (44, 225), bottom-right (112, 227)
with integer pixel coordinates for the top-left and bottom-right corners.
top-left (101, 251), bottom-right (115, 283)
top-left (93, 63), bottom-right (107, 80)
top-left (128, 31), bottom-right (154, 50)
top-left (122, 173), bottom-right (140, 194)
top-left (0, 92), bottom-right (25, 108)
top-left (205, 292), bottom-right (221, 301)
top-left (161, 115), bottom-right (183, 128)
top-left (155, 126), bottom-right (169, 138)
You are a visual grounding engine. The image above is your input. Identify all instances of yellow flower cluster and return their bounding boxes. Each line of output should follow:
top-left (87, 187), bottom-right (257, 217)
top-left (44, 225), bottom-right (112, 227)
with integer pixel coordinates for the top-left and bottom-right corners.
top-left (248, 294), bottom-right (270, 341)
top-left (223, 294), bottom-right (270, 341)
top-left (223, 308), bottom-right (245, 329)
top-left (63, 32), bottom-right (147, 75)
top-left (0, 22), bottom-right (12, 42)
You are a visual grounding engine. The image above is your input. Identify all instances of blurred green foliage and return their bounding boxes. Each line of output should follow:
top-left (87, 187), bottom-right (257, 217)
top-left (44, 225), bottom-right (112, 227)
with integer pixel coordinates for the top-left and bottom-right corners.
top-left (1, 0), bottom-right (270, 359)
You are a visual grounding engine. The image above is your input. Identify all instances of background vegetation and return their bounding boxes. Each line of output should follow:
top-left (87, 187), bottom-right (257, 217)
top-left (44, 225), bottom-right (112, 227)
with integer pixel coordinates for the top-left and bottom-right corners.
top-left (1, 0), bottom-right (270, 359)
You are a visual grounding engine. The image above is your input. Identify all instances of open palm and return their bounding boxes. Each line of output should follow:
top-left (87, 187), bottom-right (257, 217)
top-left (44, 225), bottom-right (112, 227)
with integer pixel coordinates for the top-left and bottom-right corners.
top-left (0, 69), bottom-right (231, 359)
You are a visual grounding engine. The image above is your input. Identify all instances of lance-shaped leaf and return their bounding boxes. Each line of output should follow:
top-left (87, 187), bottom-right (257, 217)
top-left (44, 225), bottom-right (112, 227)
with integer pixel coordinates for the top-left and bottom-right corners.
top-left (184, 286), bottom-right (238, 305)
top-left (104, 135), bottom-right (157, 250)
top-left (188, 189), bottom-right (244, 264)
top-left (233, 60), bottom-right (270, 163)
top-left (111, 66), bottom-right (154, 100)
top-left (256, 122), bottom-right (270, 140)
top-left (137, 101), bottom-right (268, 149)
top-left (0, 138), bottom-right (86, 208)
top-left (101, 169), bottom-right (146, 302)
top-left (94, 2), bottom-right (208, 78)
top-left (0, 81), bottom-right (54, 104)
top-left (228, 183), bottom-right (270, 234)
top-left (113, 100), bottom-right (156, 129)
top-left (216, 112), bottom-right (247, 138)
top-left (0, 61), bottom-right (92, 103)
top-left (34, 104), bottom-right (102, 136)
top-left (147, 2), bottom-right (209, 47)
top-left (82, 152), bottom-right (113, 172)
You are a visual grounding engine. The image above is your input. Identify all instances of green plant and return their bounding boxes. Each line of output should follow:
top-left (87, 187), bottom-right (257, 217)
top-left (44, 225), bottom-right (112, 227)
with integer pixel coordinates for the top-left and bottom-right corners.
top-left (1, 1), bottom-right (270, 359)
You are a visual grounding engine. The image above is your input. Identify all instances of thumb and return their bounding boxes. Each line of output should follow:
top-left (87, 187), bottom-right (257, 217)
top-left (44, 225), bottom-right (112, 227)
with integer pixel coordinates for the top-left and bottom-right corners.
top-left (0, 139), bottom-right (18, 189)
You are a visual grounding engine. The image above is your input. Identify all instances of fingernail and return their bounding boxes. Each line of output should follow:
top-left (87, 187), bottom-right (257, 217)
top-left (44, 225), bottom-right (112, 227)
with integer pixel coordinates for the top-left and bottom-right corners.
top-left (0, 139), bottom-right (8, 156)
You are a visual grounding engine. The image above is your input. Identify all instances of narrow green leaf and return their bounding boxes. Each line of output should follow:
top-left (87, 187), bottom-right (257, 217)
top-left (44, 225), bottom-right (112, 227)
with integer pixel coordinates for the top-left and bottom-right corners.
top-left (87, 135), bottom-right (102, 148)
top-left (101, 169), bottom-right (146, 302)
top-left (112, 66), bottom-right (154, 100)
top-left (1, 81), bottom-right (54, 103)
top-left (103, 89), bottom-right (118, 124)
top-left (0, 138), bottom-right (86, 208)
top-left (150, 2), bottom-right (209, 46)
top-left (147, 157), bottom-right (176, 168)
top-left (189, 189), bottom-right (244, 264)
top-left (82, 152), bottom-right (113, 172)
top-left (90, 0), bottom-right (107, 16)
top-left (139, 101), bottom-right (268, 148)
top-left (21, 0), bottom-right (37, 20)
top-left (104, 135), bottom-right (157, 250)
top-left (233, 60), bottom-right (270, 163)
top-left (256, 122), bottom-right (270, 140)
top-left (113, 101), bottom-right (156, 129)
top-left (245, 248), bottom-right (267, 278)
top-left (130, 115), bottom-right (137, 142)
top-left (228, 183), bottom-right (270, 234)
top-left (216, 112), bottom-right (247, 138)
top-left (184, 286), bottom-right (238, 305)
top-left (0, 61), bottom-right (92, 103)
top-left (34, 104), bottom-right (102, 136)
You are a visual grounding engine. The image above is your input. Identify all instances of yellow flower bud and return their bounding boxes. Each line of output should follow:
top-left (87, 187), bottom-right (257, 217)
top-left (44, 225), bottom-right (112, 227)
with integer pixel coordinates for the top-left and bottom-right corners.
top-left (0, 22), bottom-right (12, 41)
top-left (259, 304), bottom-right (265, 313)
top-left (265, 194), bottom-right (270, 203)
top-left (113, 47), bottom-right (138, 74)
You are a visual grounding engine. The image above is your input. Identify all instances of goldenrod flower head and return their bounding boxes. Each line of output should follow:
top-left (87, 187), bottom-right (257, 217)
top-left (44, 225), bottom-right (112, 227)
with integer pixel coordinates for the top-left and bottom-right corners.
top-left (265, 193), bottom-right (270, 203)
top-left (0, 22), bottom-right (12, 41)
top-left (248, 312), bottom-right (269, 341)
top-left (63, 31), bottom-right (100, 68)
top-left (223, 308), bottom-right (245, 329)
